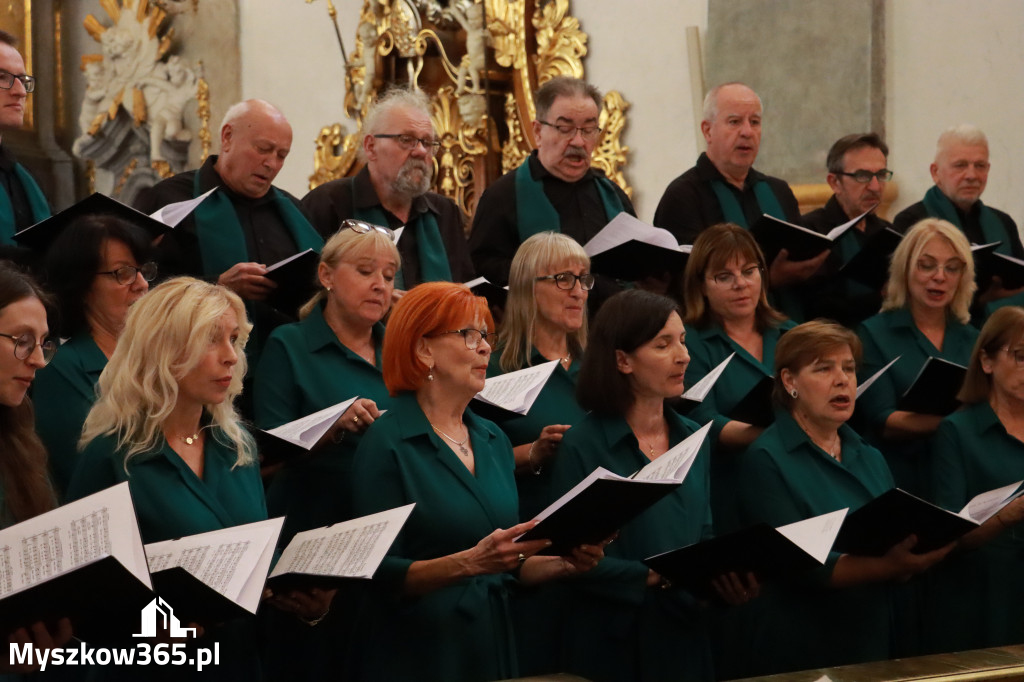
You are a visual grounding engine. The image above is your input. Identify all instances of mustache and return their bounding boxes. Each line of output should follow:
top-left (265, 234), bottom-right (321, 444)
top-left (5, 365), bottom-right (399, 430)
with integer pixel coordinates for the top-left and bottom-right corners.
top-left (564, 146), bottom-right (589, 161)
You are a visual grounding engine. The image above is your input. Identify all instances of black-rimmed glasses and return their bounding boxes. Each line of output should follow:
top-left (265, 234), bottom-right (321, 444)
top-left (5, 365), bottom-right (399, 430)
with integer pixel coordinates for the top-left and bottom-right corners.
top-left (535, 271), bottom-right (595, 291)
top-left (431, 328), bottom-right (494, 350)
top-left (341, 219), bottom-right (396, 241)
top-left (0, 71), bottom-right (35, 93)
top-left (0, 332), bottom-right (56, 365)
top-left (373, 134), bottom-right (441, 153)
top-left (97, 262), bottom-right (158, 285)
top-left (836, 169), bottom-right (893, 184)
top-left (537, 120), bottom-right (602, 141)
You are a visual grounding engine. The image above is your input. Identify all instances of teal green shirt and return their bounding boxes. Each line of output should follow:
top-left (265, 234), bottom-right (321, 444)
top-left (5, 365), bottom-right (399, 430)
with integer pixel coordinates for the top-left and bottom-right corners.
top-left (484, 347), bottom-right (588, 520)
top-left (683, 320), bottom-right (795, 534)
top-left (730, 411), bottom-right (894, 675)
top-left (350, 393), bottom-right (520, 682)
top-left (253, 304), bottom-right (390, 540)
top-left (923, 402), bottom-right (1024, 652)
top-left (32, 332), bottom-right (107, 501)
top-left (544, 409), bottom-right (714, 682)
top-left (857, 308), bottom-right (978, 495)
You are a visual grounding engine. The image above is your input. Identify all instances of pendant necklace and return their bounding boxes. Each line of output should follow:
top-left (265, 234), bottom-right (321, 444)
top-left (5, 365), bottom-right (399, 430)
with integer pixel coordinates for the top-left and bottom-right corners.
top-left (432, 423), bottom-right (470, 456)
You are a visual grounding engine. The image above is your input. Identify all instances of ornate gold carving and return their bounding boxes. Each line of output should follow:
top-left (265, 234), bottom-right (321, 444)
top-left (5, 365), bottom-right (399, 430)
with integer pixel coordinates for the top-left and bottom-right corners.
top-left (151, 159), bottom-right (172, 178)
top-left (113, 158), bottom-right (138, 196)
top-left (533, 0), bottom-right (586, 85)
top-left (196, 62), bottom-right (211, 162)
top-left (501, 91), bottom-right (530, 175)
top-left (310, 123), bottom-right (360, 190)
top-left (431, 85), bottom-right (489, 218)
top-left (592, 91), bottom-right (631, 198)
top-left (486, 0), bottom-right (526, 70)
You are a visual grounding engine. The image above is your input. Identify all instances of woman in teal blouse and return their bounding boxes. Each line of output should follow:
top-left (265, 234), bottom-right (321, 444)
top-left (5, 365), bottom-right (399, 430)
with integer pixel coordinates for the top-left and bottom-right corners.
top-left (254, 220), bottom-right (400, 541)
top-left (857, 218), bottom-right (979, 497)
top-left (0, 263), bottom-right (71, 677)
top-left (33, 214), bottom-right (154, 499)
top-left (350, 282), bottom-right (603, 682)
top-left (732, 321), bottom-right (951, 677)
top-left (547, 289), bottom-right (755, 682)
top-left (923, 306), bottom-right (1024, 653)
top-left (68, 278), bottom-right (330, 680)
top-left (680, 224), bottom-right (794, 532)
top-left (486, 231), bottom-right (590, 520)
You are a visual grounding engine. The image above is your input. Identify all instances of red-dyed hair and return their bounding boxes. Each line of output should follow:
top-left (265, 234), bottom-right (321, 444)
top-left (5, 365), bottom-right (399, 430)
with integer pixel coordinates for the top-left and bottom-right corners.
top-left (383, 282), bottom-right (494, 395)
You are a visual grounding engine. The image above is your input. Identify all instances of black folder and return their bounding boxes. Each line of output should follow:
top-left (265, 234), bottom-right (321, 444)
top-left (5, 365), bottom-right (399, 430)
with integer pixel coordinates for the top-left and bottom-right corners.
top-left (466, 278), bottom-right (508, 308)
top-left (750, 215), bottom-right (832, 263)
top-left (897, 357), bottom-right (966, 416)
top-left (589, 240), bottom-right (689, 282)
top-left (151, 566), bottom-right (253, 624)
top-left (644, 523), bottom-right (822, 598)
top-left (975, 250), bottom-right (1024, 290)
top-left (834, 488), bottom-right (976, 556)
top-left (13, 192), bottom-right (173, 251)
top-left (0, 555), bottom-right (154, 644)
top-left (516, 478), bottom-right (680, 556)
top-left (725, 374), bottom-right (776, 427)
top-left (838, 227), bottom-right (903, 290)
top-left (265, 249), bottom-right (320, 319)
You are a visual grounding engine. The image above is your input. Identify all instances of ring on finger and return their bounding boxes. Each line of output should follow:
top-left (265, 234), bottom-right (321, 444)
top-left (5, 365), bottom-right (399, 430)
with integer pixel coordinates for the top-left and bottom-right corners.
top-left (353, 415), bottom-right (360, 424)
top-left (517, 553), bottom-right (526, 566)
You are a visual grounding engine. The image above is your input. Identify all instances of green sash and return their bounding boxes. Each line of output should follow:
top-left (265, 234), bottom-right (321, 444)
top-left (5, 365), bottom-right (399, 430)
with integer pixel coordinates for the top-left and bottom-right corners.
top-left (709, 177), bottom-right (786, 229)
top-left (352, 184), bottom-right (452, 290)
top-left (922, 185), bottom-right (1008, 255)
top-left (0, 163), bottom-right (51, 244)
top-left (191, 172), bottom-right (323, 277)
top-left (513, 159), bottom-right (626, 242)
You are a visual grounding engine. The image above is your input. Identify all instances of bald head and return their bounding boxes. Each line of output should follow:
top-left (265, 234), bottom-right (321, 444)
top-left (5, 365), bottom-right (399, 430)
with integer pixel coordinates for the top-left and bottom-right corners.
top-left (214, 99), bottom-right (292, 198)
top-left (701, 83), bottom-right (763, 185)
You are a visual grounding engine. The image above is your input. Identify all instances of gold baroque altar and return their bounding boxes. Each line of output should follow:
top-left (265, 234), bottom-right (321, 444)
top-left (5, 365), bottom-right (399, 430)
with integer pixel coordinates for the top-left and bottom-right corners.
top-left (308, 0), bottom-right (632, 221)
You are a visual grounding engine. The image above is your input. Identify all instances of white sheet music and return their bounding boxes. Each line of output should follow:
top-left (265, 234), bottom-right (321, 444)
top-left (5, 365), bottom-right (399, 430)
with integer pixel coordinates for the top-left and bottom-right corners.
top-left (270, 504), bottom-right (415, 581)
top-left (633, 421), bottom-right (712, 482)
top-left (583, 212), bottom-right (683, 257)
top-left (265, 396), bottom-right (360, 450)
top-left (474, 360), bottom-right (559, 415)
top-left (682, 353), bottom-right (734, 402)
top-left (144, 517), bottom-right (283, 614)
top-left (825, 207), bottom-right (874, 241)
top-left (148, 187), bottom-right (218, 226)
top-left (959, 481), bottom-right (1024, 523)
top-left (775, 508), bottom-right (848, 564)
top-left (856, 356), bottom-right (900, 398)
top-left (0, 482), bottom-right (150, 599)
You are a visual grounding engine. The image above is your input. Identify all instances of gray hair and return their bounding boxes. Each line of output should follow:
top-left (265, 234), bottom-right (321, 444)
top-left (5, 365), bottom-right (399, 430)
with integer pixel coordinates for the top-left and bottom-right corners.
top-left (535, 76), bottom-right (602, 121)
top-left (936, 124), bottom-right (988, 161)
top-left (360, 87), bottom-right (434, 162)
top-left (702, 82), bottom-right (762, 123)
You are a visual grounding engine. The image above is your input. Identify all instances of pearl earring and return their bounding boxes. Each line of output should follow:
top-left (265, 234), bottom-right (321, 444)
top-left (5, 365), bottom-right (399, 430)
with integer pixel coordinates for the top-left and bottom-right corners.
top-left (427, 368), bottom-right (434, 381)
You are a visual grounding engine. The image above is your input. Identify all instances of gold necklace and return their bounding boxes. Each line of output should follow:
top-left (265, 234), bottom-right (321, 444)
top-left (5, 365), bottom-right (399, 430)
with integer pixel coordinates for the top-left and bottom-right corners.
top-left (181, 429), bottom-right (201, 446)
top-left (431, 423), bottom-right (471, 456)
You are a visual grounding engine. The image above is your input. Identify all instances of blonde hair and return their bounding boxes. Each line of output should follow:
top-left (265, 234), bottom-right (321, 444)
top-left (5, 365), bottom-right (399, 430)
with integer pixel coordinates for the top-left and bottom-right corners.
top-left (298, 225), bottom-right (401, 319)
top-left (959, 306), bottom-right (1024, 404)
top-left (80, 277), bottom-right (255, 466)
top-left (881, 218), bottom-right (976, 324)
top-left (498, 232), bottom-right (589, 373)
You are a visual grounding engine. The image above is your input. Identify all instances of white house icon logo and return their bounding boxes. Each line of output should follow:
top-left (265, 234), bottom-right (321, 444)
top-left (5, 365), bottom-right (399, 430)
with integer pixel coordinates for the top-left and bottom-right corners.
top-left (133, 597), bottom-right (197, 638)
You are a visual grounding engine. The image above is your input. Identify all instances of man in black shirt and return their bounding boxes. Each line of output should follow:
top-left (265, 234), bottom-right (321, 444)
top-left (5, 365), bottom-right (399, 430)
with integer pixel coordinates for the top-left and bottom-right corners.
top-left (802, 133), bottom-right (893, 327)
top-left (468, 76), bottom-right (634, 295)
top-left (0, 29), bottom-right (49, 248)
top-left (302, 87), bottom-right (473, 292)
top-left (893, 124), bottom-right (1023, 313)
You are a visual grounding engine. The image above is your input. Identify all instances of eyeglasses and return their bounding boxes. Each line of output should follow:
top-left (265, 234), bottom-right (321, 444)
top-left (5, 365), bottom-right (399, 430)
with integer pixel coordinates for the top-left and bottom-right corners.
top-left (836, 169), bottom-right (893, 184)
top-left (1000, 347), bottom-right (1024, 367)
top-left (535, 271), bottom-right (595, 291)
top-left (916, 259), bottom-right (964, 277)
top-left (431, 328), bottom-right (494, 350)
top-left (0, 71), bottom-right (35, 93)
top-left (373, 134), bottom-right (441, 154)
top-left (97, 262), bottom-right (158, 285)
top-left (0, 332), bottom-right (56, 365)
top-left (341, 219), bottom-right (396, 241)
top-left (537, 120), bottom-right (602, 141)
top-left (707, 266), bottom-right (762, 287)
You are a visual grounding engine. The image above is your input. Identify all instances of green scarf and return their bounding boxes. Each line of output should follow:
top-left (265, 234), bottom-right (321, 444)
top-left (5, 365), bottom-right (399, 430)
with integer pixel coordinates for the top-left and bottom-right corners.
top-left (191, 171), bottom-right (323, 277)
top-left (0, 163), bottom-right (51, 244)
top-left (923, 185), bottom-right (1008, 255)
top-left (709, 177), bottom-right (786, 229)
top-left (513, 158), bottom-right (626, 242)
top-left (352, 183), bottom-right (452, 290)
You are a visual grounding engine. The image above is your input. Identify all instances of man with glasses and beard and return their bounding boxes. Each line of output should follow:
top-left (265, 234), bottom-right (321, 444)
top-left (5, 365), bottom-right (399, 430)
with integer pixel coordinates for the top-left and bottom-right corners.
top-left (302, 87), bottom-right (474, 296)
top-left (468, 76), bottom-right (635, 307)
top-left (0, 30), bottom-right (50, 251)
